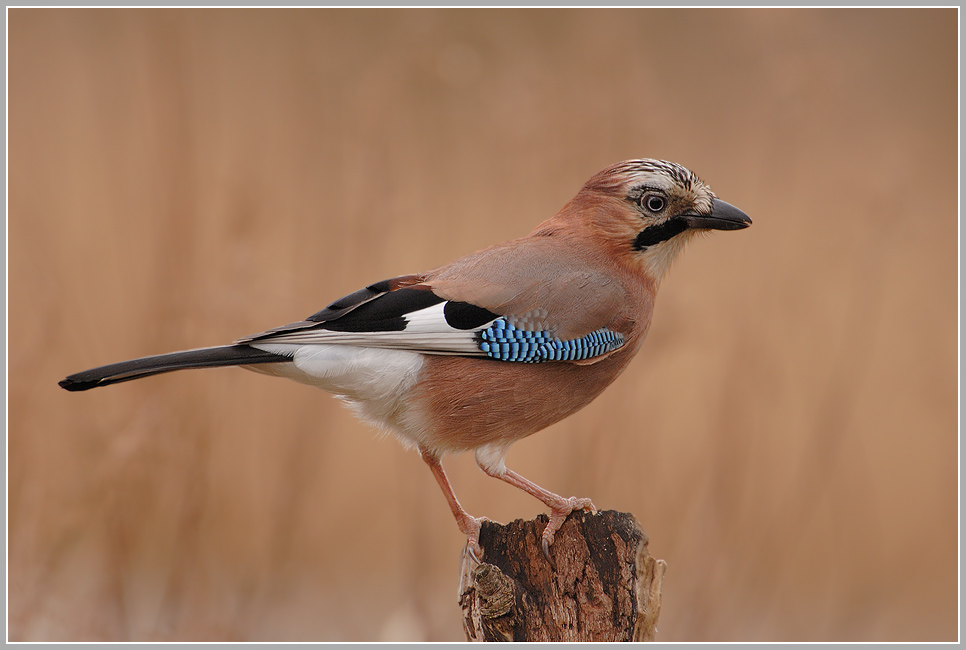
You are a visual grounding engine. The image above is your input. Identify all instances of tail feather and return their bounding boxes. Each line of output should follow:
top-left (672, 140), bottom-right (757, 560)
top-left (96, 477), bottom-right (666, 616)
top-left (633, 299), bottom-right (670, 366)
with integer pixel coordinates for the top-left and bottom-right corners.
top-left (59, 344), bottom-right (292, 392)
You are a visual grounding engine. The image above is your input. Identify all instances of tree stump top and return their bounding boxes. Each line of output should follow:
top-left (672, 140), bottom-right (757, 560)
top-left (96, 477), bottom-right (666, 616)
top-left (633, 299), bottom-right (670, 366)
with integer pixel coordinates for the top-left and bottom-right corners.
top-left (459, 510), bottom-right (666, 642)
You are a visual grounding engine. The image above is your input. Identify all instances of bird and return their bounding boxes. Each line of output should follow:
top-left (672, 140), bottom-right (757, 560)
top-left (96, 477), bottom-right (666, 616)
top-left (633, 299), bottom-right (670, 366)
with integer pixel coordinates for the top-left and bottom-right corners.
top-left (59, 158), bottom-right (751, 561)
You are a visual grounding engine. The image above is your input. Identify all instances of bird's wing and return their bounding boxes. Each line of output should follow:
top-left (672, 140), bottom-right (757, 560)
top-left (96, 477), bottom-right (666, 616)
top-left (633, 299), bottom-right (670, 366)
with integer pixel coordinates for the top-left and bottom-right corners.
top-left (239, 239), bottom-right (629, 364)
top-left (425, 236), bottom-right (629, 342)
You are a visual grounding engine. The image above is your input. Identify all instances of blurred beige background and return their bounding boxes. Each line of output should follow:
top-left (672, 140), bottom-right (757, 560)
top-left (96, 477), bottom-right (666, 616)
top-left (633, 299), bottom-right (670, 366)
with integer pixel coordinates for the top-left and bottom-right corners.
top-left (8, 8), bottom-right (957, 642)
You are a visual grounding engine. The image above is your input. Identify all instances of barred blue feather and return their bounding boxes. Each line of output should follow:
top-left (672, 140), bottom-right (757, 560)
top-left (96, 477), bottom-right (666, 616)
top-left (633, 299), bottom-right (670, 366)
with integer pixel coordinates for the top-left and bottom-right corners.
top-left (479, 318), bottom-right (625, 363)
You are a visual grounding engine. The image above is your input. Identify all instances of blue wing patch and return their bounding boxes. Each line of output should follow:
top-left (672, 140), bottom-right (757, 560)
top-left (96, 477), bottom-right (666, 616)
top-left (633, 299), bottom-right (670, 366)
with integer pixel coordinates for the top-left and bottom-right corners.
top-left (479, 318), bottom-right (624, 363)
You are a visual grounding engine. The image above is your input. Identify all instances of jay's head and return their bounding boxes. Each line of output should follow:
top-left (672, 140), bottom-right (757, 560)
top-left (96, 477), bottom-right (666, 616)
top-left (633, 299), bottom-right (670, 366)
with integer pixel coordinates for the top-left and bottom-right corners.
top-left (559, 159), bottom-right (752, 281)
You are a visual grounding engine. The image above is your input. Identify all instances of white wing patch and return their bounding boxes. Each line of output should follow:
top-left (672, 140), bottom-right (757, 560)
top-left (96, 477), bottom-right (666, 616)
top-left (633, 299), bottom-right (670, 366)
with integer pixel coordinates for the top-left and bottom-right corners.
top-left (251, 302), bottom-right (493, 356)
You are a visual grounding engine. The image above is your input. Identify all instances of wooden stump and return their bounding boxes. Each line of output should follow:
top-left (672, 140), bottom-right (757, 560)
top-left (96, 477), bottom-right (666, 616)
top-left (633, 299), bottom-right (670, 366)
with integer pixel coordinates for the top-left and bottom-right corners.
top-left (458, 510), bottom-right (666, 642)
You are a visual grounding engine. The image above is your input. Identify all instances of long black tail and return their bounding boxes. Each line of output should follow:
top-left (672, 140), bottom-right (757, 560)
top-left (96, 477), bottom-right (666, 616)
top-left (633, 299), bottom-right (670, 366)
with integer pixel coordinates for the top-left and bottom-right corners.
top-left (59, 344), bottom-right (291, 392)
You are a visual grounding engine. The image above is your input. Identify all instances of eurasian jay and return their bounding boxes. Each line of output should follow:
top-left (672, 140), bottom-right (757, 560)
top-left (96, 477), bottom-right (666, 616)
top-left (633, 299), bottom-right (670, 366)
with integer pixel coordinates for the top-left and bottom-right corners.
top-left (60, 158), bottom-right (751, 560)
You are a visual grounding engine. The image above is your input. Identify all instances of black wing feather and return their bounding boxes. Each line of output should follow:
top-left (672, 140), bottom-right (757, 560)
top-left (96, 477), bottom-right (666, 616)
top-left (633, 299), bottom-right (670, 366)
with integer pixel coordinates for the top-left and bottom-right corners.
top-left (237, 278), bottom-right (445, 343)
top-left (317, 287), bottom-right (444, 332)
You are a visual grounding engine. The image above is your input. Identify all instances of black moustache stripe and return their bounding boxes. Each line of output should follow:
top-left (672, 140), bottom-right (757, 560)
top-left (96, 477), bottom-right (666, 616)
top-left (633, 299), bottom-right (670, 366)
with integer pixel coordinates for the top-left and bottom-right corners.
top-left (633, 217), bottom-right (689, 250)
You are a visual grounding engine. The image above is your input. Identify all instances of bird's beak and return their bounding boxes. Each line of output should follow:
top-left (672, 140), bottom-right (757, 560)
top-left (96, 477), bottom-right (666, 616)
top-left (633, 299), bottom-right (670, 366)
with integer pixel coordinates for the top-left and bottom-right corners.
top-left (684, 198), bottom-right (752, 231)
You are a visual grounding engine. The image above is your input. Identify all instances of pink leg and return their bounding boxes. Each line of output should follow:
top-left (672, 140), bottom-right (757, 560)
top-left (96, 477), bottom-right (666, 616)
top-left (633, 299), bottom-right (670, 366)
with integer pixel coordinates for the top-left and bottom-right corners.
top-left (481, 464), bottom-right (597, 558)
top-left (419, 448), bottom-right (484, 561)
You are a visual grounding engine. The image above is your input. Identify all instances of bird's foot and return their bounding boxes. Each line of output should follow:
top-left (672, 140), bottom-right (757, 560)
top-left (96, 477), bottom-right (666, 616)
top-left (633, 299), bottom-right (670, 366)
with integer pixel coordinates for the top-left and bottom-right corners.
top-left (459, 513), bottom-right (486, 563)
top-left (541, 496), bottom-right (597, 560)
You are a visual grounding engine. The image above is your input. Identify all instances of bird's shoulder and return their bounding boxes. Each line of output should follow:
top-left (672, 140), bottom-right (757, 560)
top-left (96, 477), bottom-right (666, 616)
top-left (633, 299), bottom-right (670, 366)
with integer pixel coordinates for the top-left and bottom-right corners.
top-left (425, 234), bottom-right (634, 340)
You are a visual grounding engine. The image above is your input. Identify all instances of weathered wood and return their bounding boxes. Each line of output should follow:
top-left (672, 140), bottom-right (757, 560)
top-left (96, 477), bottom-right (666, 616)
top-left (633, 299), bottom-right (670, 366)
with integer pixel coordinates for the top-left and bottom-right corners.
top-left (458, 510), bottom-right (666, 642)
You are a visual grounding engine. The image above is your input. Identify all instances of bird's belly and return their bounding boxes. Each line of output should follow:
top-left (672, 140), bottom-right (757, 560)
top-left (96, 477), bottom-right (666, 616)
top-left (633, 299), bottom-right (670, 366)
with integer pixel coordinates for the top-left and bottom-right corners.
top-left (402, 351), bottom-right (637, 455)
top-left (249, 343), bottom-right (637, 456)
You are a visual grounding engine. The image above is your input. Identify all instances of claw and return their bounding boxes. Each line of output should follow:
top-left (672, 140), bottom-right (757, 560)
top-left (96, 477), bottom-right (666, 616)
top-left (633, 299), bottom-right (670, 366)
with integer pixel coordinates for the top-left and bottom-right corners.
top-left (466, 535), bottom-right (484, 564)
top-left (539, 496), bottom-right (596, 563)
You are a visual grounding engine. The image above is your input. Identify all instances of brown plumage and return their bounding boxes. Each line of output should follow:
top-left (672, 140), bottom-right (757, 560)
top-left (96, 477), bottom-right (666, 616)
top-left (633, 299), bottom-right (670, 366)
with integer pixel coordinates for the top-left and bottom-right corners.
top-left (59, 159), bottom-right (751, 560)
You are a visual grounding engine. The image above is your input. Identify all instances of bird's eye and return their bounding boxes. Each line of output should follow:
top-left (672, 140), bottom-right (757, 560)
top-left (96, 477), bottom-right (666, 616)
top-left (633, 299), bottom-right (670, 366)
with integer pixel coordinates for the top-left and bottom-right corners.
top-left (642, 194), bottom-right (666, 213)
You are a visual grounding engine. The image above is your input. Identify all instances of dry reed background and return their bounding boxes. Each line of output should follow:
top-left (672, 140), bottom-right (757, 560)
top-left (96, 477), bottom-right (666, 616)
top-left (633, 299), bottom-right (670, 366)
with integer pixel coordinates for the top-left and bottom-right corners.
top-left (8, 8), bottom-right (958, 642)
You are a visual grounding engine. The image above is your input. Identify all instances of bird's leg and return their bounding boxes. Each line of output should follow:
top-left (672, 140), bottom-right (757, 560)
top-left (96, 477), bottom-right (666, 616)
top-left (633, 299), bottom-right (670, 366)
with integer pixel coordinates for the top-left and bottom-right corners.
top-left (478, 460), bottom-right (597, 559)
top-left (419, 447), bottom-right (484, 562)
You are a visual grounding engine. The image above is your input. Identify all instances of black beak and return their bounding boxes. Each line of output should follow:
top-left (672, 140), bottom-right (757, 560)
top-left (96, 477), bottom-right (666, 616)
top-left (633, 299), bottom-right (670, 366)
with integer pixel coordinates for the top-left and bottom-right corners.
top-left (684, 198), bottom-right (752, 231)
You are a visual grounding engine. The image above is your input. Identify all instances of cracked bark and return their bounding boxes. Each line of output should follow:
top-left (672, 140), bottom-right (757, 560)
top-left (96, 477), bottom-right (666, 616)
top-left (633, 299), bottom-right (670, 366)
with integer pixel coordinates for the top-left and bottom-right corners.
top-left (459, 510), bottom-right (666, 642)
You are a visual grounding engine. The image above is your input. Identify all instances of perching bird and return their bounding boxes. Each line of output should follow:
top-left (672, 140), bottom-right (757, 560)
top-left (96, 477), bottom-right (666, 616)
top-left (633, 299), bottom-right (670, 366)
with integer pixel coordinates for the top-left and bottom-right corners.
top-left (60, 158), bottom-right (750, 560)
